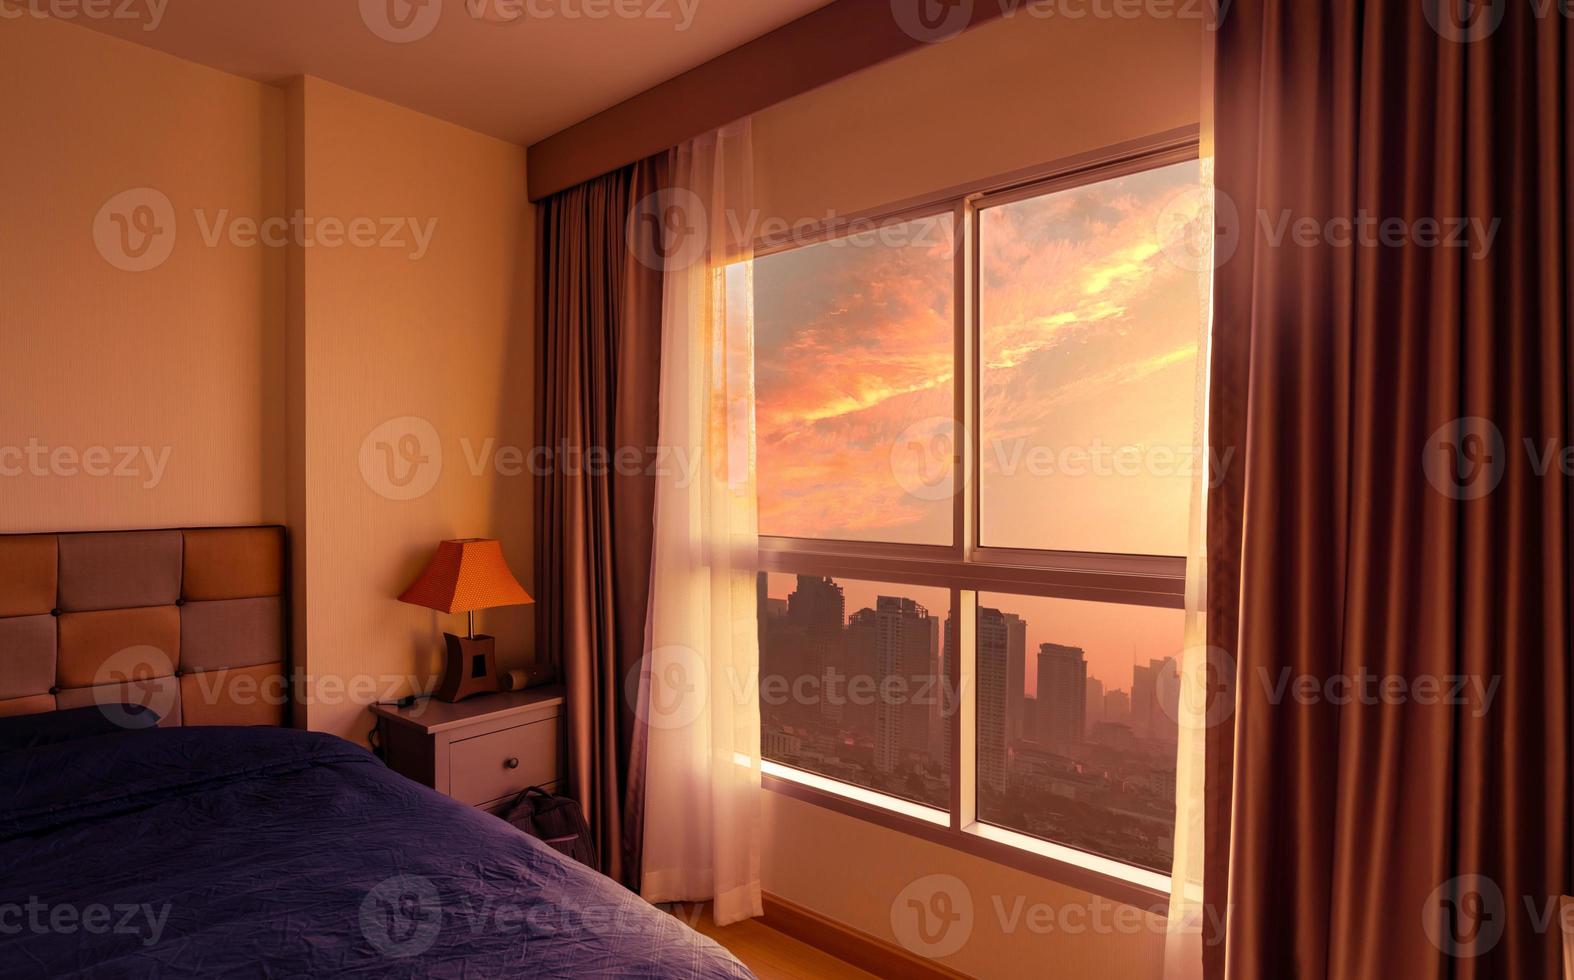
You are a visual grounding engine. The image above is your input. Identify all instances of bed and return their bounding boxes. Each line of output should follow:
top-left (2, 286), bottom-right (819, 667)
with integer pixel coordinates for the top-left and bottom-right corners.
top-left (0, 527), bottom-right (751, 979)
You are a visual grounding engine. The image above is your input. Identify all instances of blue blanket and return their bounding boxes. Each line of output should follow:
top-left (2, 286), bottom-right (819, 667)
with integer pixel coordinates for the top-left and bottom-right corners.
top-left (0, 726), bottom-right (752, 979)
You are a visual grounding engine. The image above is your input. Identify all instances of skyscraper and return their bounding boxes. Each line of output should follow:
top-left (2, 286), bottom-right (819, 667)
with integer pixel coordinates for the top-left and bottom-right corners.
top-left (1084, 676), bottom-right (1105, 737)
top-left (1003, 613), bottom-right (1027, 741)
top-left (1131, 657), bottom-right (1179, 743)
top-left (976, 608), bottom-right (1009, 792)
top-left (874, 596), bottom-right (935, 773)
top-left (1035, 643), bottom-right (1087, 751)
top-left (787, 575), bottom-right (845, 723)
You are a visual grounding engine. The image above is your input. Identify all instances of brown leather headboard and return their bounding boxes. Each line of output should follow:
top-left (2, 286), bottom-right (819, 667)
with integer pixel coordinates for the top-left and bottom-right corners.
top-left (0, 526), bottom-right (288, 726)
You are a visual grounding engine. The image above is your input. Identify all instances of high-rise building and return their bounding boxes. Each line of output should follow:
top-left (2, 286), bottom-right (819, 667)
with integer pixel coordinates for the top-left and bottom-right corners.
top-left (1003, 613), bottom-right (1027, 741)
top-left (976, 608), bottom-right (1009, 792)
top-left (874, 596), bottom-right (935, 773)
top-left (1131, 657), bottom-right (1179, 743)
top-left (1035, 643), bottom-right (1087, 751)
top-left (844, 607), bottom-right (879, 734)
top-left (1084, 676), bottom-right (1105, 737)
top-left (1104, 688), bottom-right (1131, 728)
top-left (787, 575), bottom-right (845, 723)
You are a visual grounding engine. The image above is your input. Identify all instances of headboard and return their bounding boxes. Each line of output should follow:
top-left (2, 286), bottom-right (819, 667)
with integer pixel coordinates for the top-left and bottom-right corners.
top-left (0, 526), bottom-right (288, 726)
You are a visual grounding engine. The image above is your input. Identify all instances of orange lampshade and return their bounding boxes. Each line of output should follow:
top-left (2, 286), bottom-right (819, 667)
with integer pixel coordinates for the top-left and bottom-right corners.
top-left (398, 539), bottom-right (533, 614)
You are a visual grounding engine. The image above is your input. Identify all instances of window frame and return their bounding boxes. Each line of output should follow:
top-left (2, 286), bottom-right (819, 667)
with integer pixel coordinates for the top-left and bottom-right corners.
top-left (755, 127), bottom-right (1201, 912)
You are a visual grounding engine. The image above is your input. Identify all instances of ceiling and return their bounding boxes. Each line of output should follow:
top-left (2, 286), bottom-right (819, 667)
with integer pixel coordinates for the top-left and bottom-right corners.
top-left (66, 0), bottom-right (838, 146)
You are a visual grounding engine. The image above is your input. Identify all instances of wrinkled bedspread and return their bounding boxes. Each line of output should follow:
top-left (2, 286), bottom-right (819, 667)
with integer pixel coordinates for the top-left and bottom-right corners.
top-left (0, 726), bottom-right (752, 979)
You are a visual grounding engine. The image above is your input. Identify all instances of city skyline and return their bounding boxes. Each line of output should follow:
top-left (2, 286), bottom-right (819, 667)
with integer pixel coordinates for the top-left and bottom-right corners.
top-left (759, 572), bottom-right (1179, 872)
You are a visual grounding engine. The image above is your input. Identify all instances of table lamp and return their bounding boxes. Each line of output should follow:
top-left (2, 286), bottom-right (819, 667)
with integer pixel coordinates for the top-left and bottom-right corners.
top-left (398, 538), bottom-right (533, 702)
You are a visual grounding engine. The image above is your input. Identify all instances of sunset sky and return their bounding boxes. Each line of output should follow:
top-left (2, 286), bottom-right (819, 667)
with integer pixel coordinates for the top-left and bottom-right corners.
top-left (754, 159), bottom-right (1204, 690)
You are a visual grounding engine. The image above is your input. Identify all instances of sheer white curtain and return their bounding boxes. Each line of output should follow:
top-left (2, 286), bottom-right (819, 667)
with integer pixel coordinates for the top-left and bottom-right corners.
top-left (639, 119), bottom-right (764, 926)
top-left (1164, 29), bottom-right (1220, 977)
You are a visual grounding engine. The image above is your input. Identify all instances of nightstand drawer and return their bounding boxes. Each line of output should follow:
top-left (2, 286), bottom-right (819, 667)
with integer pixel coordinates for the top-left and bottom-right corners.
top-left (449, 718), bottom-right (559, 806)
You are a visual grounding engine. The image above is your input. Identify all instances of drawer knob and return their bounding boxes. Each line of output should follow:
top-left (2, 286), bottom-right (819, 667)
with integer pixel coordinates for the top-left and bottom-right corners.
top-left (504, 757), bottom-right (520, 770)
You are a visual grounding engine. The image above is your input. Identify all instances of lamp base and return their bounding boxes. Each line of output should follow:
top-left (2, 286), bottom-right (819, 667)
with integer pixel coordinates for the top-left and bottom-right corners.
top-left (436, 633), bottom-right (501, 703)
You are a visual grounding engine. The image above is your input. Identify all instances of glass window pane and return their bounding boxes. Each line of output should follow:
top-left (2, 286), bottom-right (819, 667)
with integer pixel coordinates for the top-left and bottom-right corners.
top-left (754, 215), bottom-right (956, 545)
top-left (979, 160), bottom-right (1203, 557)
top-left (759, 572), bottom-right (952, 809)
top-left (975, 592), bottom-right (1184, 874)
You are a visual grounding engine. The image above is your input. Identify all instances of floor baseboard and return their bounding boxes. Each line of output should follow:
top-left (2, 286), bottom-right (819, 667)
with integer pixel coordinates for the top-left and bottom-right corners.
top-left (760, 893), bottom-right (972, 980)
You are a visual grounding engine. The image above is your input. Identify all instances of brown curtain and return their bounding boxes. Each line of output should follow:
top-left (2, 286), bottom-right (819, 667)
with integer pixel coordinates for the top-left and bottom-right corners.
top-left (537, 156), bottom-right (666, 889)
top-left (1208, 2), bottom-right (1572, 979)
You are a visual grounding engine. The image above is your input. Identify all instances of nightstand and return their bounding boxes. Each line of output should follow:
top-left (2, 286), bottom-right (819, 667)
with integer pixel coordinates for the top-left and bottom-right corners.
top-left (371, 686), bottom-right (566, 814)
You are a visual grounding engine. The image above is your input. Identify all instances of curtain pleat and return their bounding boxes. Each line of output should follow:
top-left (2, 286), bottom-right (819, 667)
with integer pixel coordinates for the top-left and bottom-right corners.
top-left (536, 155), bottom-right (666, 889)
top-left (1209, 2), bottom-right (1572, 978)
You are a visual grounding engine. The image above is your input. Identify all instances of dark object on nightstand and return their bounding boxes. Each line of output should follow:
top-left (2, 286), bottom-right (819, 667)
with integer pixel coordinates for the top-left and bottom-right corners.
top-left (370, 687), bottom-right (565, 813)
top-left (502, 786), bottom-right (599, 869)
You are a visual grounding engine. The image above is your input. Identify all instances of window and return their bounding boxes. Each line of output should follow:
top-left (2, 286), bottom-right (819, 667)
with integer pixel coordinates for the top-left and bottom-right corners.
top-left (754, 142), bottom-right (1204, 895)
top-left (758, 573), bottom-right (952, 810)
top-left (756, 214), bottom-right (956, 545)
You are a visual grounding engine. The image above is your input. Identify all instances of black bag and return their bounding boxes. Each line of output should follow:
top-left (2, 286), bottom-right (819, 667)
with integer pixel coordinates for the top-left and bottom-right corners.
top-left (501, 786), bottom-right (600, 871)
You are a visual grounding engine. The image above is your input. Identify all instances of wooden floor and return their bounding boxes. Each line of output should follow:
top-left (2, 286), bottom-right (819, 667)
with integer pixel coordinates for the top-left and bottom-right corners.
top-left (675, 904), bottom-right (880, 980)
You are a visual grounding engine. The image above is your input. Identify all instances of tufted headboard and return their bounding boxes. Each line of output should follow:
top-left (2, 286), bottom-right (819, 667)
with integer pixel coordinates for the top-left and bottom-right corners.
top-left (0, 526), bottom-right (289, 726)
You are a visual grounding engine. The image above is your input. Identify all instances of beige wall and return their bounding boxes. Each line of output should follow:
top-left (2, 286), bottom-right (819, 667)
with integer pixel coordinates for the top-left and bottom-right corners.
top-left (0, 14), bottom-right (287, 532)
top-left (0, 20), bottom-right (534, 744)
top-left (753, 11), bottom-right (1203, 224)
top-left (751, 12), bottom-right (1203, 980)
top-left (289, 77), bottom-right (535, 740)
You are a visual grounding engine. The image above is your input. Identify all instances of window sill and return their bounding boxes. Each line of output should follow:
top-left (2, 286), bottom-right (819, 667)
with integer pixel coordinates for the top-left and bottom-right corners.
top-left (760, 761), bottom-right (1171, 916)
